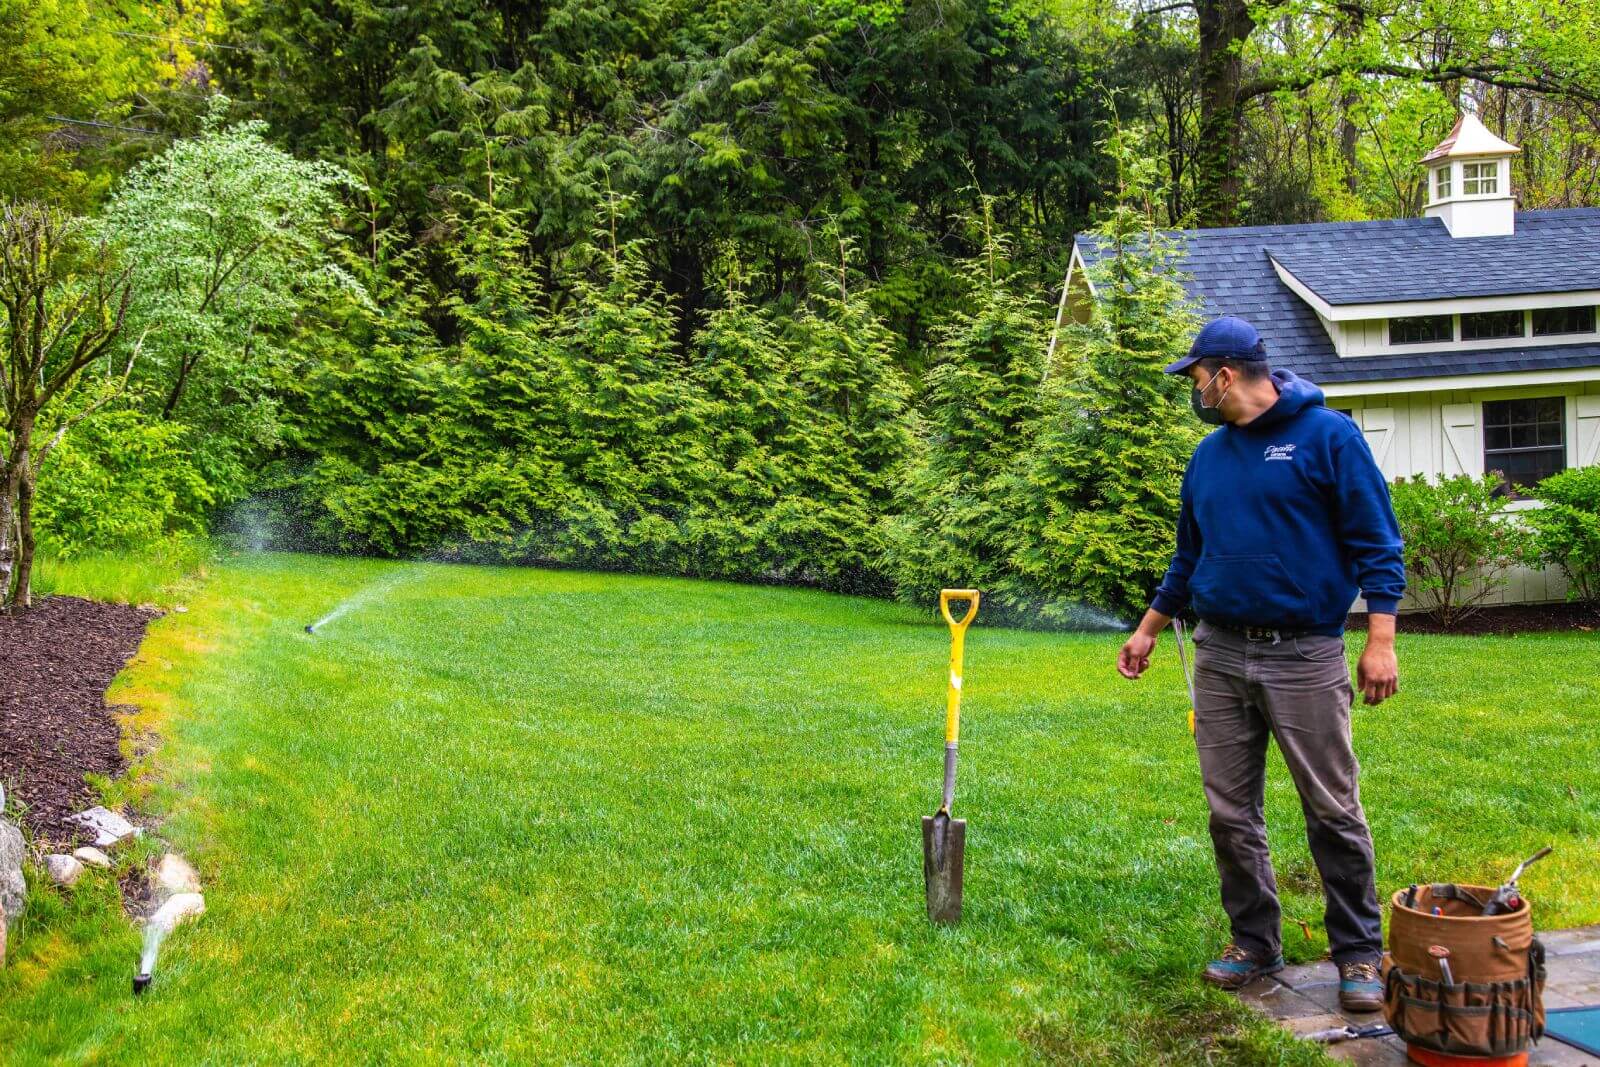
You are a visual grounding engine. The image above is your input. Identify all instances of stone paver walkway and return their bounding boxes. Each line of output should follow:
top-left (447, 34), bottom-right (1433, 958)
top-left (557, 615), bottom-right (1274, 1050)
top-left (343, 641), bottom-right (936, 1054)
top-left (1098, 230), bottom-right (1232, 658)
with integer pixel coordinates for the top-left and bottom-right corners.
top-left (1238, 925), bottom-right (1600, 1065)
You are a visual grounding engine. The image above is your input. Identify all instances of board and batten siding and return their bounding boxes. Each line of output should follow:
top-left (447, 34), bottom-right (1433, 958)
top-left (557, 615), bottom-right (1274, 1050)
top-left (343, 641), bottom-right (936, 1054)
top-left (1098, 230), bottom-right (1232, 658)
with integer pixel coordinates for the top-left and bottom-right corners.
top-left (1336, 379), bottom-right (1600, 607)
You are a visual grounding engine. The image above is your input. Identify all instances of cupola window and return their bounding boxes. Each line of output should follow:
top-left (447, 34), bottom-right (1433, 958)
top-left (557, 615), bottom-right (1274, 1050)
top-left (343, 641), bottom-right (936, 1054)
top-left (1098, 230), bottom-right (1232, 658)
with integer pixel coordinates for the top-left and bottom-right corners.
top-left (1461, 161), bottom-right (1498, 196)
top-left (1434, 166), bottom-right (1451, 199)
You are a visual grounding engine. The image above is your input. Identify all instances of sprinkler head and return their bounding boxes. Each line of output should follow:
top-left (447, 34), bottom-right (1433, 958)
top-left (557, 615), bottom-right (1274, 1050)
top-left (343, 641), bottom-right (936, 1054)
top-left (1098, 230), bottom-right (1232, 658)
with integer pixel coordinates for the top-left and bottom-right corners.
top-left (133, 972), bottom-right (152, 995)
top-left (304, 624), bottom-right (316, 635)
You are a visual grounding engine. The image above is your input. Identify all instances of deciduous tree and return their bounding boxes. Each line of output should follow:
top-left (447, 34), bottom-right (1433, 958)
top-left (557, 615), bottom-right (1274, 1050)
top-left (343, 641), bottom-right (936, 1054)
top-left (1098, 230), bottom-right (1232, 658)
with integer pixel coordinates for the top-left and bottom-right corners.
top-left (0, 203), bottom-right (134, 610)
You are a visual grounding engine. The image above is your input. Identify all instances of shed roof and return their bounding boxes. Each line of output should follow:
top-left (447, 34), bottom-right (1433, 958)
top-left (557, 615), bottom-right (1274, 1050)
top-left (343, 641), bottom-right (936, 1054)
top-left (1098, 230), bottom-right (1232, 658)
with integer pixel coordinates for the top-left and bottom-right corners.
top-left (1266, 210), bottom-right (1600, 305)
top-left (1073, 208), bottom-right (1600, 386)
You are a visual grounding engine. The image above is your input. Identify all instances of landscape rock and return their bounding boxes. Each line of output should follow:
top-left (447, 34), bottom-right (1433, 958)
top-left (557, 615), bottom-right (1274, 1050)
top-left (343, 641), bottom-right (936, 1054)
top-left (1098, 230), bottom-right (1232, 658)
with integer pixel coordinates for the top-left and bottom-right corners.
top-left (65, 806), bottom-right (141, 848)
top-left (149, 891), bottom-right (205, 929)
top-left (73, 846), bottom-right (114, 870)
top-left (0, 817), bottom-right (24, 922)
top-left (44, 854), bottom-right (85, 888)
top-left (152, 853), bottom-right (201, 896)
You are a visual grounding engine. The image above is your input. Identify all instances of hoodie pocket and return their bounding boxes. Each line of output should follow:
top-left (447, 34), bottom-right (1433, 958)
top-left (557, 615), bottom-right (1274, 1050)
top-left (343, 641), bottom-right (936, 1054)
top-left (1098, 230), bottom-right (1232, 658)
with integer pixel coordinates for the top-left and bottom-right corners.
top-left (1190, 554), bottom-right (1314, 626)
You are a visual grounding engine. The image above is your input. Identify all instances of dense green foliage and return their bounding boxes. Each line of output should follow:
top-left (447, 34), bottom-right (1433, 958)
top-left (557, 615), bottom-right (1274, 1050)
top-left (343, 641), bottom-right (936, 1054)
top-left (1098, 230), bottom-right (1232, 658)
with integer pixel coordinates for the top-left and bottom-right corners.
top-left (1529, 466), bottom-right (1600, 608)
top-left (30, 411), bottom-right (211, 555)
top-left (8, 0), bottom-right (1600, 620)
top-left (1390, 474), bottom-right (1534, 628)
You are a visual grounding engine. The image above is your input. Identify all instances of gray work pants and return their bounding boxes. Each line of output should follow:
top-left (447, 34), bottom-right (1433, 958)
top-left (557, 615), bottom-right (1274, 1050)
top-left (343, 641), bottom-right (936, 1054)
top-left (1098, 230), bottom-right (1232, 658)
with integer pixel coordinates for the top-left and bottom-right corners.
top-left (1191, 620), bottom-right (1382, 965)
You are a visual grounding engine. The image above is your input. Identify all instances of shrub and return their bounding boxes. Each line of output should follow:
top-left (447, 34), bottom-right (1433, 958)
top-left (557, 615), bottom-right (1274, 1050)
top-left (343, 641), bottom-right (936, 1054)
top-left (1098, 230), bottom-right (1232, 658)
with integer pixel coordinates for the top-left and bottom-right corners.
top-left (1527, 466), bottom-right (1600, 609)
top-left (34, 409), bottom-right (213, 556)
top-left (1389, 473), bottom-right (1535, 629)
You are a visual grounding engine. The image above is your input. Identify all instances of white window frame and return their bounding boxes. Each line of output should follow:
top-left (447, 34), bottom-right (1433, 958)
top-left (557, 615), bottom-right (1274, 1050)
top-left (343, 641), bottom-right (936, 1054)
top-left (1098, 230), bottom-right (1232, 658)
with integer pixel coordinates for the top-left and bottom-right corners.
top-left (1461, 160), bottom-right (1500, 197)
top-left (1435, 165), bottom-right (1452, 200)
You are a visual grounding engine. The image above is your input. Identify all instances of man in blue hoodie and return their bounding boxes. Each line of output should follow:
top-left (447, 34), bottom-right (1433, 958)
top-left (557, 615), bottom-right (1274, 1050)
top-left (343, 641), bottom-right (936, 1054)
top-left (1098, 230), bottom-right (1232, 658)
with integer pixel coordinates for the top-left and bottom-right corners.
top-left (1116, 316), bottom-right (1405, 1013)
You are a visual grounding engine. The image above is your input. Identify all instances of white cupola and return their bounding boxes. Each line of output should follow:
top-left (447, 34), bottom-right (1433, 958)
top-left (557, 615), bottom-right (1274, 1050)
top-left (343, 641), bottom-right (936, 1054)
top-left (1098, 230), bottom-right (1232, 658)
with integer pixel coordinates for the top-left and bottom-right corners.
top-left (1421, 111), bottom-right (1520, 238)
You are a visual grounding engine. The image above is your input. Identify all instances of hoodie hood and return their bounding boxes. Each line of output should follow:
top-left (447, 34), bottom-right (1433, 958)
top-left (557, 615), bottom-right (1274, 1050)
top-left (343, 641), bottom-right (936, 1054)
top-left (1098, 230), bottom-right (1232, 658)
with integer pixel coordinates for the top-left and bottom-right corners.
top-left (1242, 369), bottom-right (1324, 430)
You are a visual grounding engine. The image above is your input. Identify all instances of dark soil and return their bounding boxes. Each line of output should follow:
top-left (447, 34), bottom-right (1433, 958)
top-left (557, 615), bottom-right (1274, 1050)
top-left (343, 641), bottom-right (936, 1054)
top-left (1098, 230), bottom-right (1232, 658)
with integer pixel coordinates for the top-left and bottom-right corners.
top-left (0, 596), bottom-right (155, 844)
top-left (1347, 601), bottom-right (1600, 636)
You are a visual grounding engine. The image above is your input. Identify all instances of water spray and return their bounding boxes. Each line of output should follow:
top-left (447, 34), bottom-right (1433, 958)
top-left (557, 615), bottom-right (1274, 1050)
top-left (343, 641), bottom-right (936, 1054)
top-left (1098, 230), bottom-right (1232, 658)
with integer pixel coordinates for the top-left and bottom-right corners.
top-left (132, 917), bottom-right (165, 995)
top-left (130, 892), bottom-right (204, 997)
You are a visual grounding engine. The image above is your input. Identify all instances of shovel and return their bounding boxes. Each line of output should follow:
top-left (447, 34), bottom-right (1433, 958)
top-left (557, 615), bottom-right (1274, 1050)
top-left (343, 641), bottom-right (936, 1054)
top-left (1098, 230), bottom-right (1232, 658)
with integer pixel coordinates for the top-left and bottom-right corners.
top-left (923, 588), bottom-right (979, 925)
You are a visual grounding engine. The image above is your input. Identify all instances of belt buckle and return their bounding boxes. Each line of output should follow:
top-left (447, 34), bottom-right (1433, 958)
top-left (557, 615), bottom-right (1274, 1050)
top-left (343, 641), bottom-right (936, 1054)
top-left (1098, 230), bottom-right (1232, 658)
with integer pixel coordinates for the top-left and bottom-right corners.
top-left (1244, 626), bottom-right (1279, 643)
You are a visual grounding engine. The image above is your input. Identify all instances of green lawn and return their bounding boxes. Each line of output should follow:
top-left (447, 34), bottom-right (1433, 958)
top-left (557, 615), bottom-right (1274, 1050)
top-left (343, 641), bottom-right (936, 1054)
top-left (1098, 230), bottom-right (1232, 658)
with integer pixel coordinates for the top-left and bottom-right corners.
top-left (3, 553), bottom-right (1598, 1064)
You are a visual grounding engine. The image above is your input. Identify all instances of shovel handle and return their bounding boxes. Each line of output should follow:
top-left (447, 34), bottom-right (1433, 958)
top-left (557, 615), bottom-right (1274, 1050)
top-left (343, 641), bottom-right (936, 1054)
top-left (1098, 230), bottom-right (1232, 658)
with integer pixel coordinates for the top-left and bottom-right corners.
top-left (940, 589), bottom-right (980, 631)
top-left (939, 590), bottom-right (979, 749)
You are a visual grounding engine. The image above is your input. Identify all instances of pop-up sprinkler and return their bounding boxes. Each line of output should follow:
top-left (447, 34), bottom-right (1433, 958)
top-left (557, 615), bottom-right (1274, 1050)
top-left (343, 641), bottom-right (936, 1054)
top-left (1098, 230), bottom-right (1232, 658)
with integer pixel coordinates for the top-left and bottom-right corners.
top-left (304, 623), bottom-right (317, 635)
top-left (130, 891), bottom-right (205, 997)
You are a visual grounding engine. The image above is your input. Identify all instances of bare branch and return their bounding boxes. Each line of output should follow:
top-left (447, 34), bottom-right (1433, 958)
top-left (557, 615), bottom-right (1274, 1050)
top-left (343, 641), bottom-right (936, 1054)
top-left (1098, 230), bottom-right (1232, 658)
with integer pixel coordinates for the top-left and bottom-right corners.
top-left (35, 326), bottom-right (148, 474)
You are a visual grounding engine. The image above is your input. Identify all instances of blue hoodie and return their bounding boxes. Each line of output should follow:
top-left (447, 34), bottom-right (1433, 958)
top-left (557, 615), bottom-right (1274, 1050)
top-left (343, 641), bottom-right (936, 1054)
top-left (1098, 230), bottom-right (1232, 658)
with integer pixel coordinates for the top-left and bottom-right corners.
top-left (1151, 370), bottom-right (1405, 635)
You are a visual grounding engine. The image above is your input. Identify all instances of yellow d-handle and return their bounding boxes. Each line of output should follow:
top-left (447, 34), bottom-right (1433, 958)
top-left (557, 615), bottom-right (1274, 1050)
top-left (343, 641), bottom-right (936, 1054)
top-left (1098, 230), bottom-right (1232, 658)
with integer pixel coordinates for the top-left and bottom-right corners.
top-left (939, 590), bottom-right (980, 745)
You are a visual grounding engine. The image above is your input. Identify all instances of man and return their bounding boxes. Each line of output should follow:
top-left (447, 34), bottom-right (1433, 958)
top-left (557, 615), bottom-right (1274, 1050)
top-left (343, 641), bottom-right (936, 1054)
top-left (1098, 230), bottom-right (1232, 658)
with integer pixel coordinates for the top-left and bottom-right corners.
top-left (1116, 315), bottom-right (1405, 1013)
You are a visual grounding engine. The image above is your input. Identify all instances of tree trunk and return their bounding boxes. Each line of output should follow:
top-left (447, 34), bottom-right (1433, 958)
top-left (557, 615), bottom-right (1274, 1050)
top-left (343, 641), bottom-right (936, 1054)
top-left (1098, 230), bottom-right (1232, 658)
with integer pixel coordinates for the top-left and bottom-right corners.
top-left (0, 474), bottom-right (14, 608)
top-left (0, 414), bottom-right (32, 612)
top-left (12, 462), bottom-right (34, 611)
top-left (1338, 8), bottom-right (1366, 195)
top-left (1193, 0), bottom-right (1254, 227)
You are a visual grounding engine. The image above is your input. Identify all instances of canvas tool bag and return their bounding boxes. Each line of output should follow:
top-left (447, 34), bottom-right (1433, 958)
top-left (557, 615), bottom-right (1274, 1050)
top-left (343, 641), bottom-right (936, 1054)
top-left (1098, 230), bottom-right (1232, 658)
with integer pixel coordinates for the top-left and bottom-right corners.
top-left (1383, 883), bottom-right (1546, 1059)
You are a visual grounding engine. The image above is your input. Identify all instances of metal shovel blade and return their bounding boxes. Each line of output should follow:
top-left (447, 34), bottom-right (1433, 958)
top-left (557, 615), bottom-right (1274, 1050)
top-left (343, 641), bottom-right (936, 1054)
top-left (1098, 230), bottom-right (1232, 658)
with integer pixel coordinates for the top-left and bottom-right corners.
top-left (922, 812), bottom-right (966, 924)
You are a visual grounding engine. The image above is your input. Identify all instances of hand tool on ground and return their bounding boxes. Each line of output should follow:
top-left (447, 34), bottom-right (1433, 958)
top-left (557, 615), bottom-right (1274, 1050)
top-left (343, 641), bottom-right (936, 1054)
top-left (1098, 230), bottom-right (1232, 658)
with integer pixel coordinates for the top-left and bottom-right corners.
top-left (1482, 845), bottom-right (1552, 916)
top-left (1172, 618), bottom-right (1196, 733)
top-left (1429, 944), bottom-right (1454, 987)
top-left (1304, 1023), bottom-right (1393, 1044)
top-left (923, 588), bottom-right (979, 925)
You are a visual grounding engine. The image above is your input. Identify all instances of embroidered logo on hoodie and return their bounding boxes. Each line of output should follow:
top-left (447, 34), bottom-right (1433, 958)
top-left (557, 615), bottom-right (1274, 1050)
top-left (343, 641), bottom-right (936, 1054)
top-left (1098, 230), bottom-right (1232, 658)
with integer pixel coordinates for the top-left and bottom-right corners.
top-left (1264, 443), bottom-right (1296, 462)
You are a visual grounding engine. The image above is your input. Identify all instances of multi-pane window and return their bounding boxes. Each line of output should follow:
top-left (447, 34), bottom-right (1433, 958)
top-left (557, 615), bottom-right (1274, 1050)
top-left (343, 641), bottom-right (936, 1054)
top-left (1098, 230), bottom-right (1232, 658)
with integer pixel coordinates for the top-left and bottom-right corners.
top-left (1462, 161), bottom-right (1499, 195)
top-left (1389, 315), bottom-right (1453, 346)
top-left (1461, 309), bottom-right (1526, 341)
top-left (1483, 397), bottom-right (1566, 496)
top-left (1434, 166), bottom-right (1452, 200)
top-left (1532, 305), bottom-right (1597, 337)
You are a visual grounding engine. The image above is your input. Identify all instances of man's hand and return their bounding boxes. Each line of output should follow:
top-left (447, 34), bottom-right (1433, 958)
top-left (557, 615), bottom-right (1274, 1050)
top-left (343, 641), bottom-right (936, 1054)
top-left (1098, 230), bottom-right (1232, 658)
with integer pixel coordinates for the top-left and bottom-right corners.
top-left (1118, 632), bottom-right (1157, 679)
top-left (1117, 608), bottom-right (1172, 679)
top-left (1356, 613), bottom-right (1398, 705)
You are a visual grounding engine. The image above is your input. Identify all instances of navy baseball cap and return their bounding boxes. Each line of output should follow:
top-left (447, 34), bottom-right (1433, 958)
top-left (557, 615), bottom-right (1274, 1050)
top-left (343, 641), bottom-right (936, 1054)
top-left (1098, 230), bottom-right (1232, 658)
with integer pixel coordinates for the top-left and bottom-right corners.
top-left (1164, 315), bottom-right (1268, 374)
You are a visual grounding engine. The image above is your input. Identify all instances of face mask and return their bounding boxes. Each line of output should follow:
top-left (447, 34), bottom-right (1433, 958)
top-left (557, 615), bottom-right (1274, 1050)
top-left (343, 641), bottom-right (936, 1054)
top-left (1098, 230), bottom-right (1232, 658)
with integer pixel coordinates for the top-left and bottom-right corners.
top-left (1190, 371), bottom-right (1232, 426)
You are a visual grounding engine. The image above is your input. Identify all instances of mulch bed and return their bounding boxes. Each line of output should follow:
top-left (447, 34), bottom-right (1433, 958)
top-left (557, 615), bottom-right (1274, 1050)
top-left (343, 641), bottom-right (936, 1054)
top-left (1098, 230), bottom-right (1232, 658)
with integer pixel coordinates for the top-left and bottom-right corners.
top-left (1347, 601), bottom-right (1600, 636)
top-left (0, 596), bottom-right (155, 844)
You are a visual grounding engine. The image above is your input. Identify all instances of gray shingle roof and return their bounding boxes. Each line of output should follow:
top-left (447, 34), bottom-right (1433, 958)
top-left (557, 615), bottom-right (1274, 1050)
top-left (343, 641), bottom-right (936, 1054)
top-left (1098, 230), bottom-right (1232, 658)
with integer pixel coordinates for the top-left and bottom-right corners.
top-left (1075, 208), bottom-right (1600, 386)
top-left (1268, 209), bottom-right (1600, 304)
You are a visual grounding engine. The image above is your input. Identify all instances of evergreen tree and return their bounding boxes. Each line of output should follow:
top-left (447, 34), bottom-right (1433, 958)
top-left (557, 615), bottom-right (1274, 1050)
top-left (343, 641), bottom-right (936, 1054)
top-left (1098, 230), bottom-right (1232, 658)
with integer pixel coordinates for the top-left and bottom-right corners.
top-left (1004, 125), bottom-right (1201, 621)
top-left (540, 192), bottom-right (702, 568)
top-left (777, 240), bottom-right (913, 591)
top-left (882, 206), bottom-right (1047, 607)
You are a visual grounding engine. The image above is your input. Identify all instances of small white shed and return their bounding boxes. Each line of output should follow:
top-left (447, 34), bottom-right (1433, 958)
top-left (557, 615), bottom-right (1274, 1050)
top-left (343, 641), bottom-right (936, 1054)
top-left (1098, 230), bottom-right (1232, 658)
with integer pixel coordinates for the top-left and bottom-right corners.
top-left (1066, 113), bottom-right (1600, 606)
